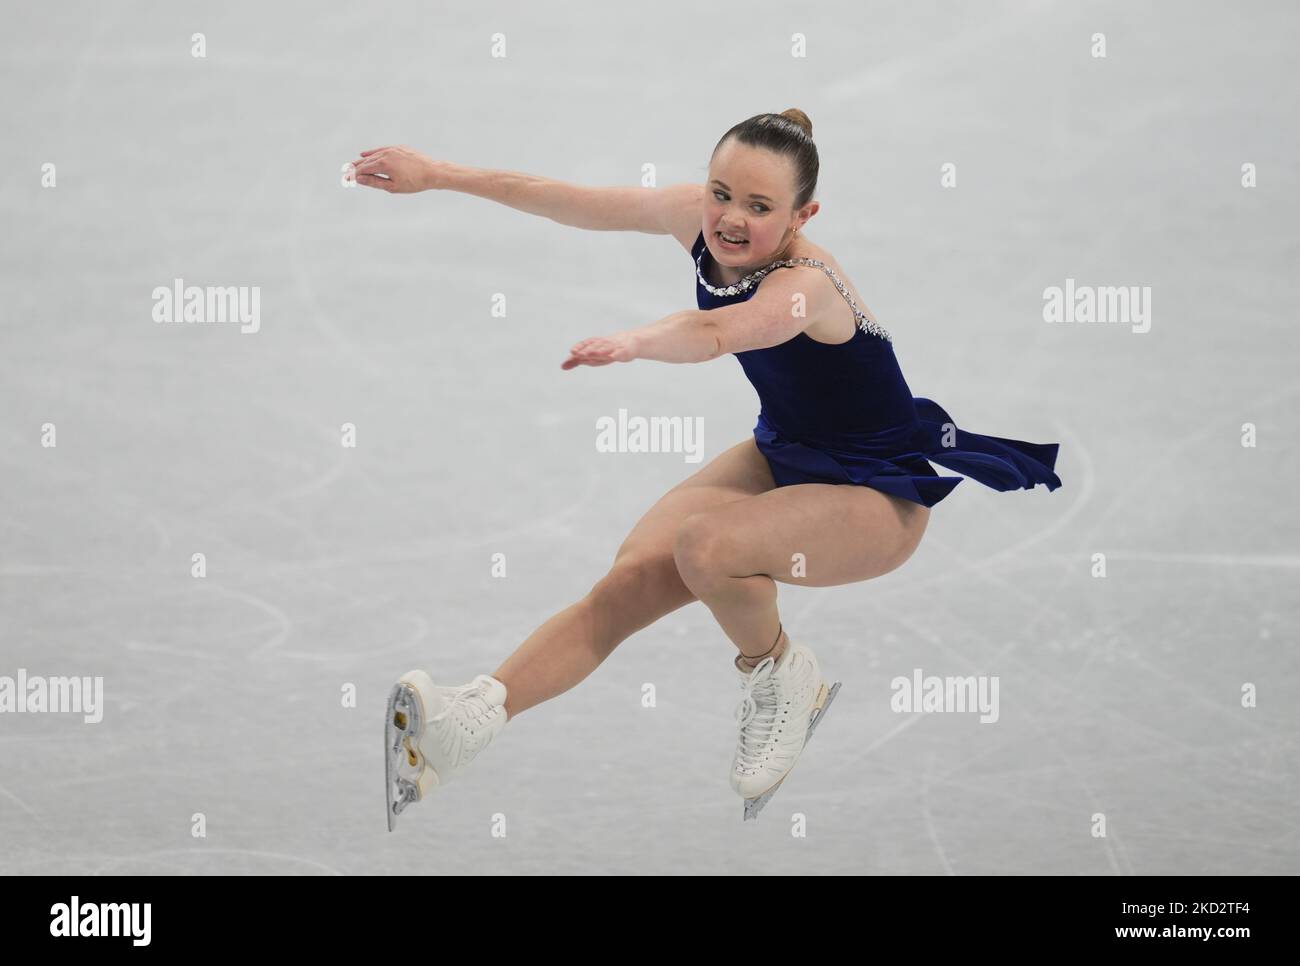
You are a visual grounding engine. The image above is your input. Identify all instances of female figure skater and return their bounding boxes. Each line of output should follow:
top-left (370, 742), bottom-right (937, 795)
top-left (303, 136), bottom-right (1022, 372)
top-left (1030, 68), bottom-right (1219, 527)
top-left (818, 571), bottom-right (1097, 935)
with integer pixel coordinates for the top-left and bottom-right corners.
top-left (361, 110), bottom-right (1063, 828)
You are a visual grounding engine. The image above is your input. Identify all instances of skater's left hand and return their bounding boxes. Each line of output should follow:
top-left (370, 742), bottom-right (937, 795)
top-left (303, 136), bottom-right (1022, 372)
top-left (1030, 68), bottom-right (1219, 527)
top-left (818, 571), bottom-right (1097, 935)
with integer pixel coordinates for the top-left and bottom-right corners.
top-left (561, 333), bottom-right (639, 370)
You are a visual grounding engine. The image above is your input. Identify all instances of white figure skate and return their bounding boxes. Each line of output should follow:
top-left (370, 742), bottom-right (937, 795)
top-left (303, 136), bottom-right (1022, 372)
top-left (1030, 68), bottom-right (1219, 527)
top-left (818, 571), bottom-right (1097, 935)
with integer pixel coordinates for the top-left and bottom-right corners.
top-left (732, 642), bottom-right (841, 821)
top-left (384, 670), bottom-right (509, 831)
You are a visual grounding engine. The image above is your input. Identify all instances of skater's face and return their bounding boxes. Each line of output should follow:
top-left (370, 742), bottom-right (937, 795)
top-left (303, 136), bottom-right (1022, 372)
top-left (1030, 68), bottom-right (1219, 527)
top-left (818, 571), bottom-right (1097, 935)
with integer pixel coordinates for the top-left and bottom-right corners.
top-left (705, 140), bottom-right (808, 275)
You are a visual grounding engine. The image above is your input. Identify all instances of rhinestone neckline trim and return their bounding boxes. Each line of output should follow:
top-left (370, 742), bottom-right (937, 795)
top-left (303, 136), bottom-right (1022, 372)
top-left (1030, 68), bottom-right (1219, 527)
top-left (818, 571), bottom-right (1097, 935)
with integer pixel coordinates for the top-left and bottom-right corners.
top-left (695, 244), bottom-right (893, 344)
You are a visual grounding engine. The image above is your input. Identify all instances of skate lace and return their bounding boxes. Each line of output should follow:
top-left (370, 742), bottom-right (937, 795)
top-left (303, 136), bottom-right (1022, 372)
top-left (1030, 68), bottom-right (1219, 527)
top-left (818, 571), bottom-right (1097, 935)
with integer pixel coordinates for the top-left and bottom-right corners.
top-left (734, 660), bottom-right (784, 772)
top-left (432, 679), bottom-right (498, 731)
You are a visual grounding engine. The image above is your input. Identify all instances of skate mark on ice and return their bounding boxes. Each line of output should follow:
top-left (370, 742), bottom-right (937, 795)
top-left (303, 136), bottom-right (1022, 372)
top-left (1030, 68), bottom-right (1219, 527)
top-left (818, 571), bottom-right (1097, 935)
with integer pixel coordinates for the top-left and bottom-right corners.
top-left (0, 781), bottom-right (45, 825)
top-left (196, 582), bottom-right (293, 661)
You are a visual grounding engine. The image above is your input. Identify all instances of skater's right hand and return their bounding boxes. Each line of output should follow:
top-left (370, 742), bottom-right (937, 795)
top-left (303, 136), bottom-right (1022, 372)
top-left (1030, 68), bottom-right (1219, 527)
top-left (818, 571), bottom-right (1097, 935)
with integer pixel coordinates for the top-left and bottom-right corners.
top-left (348, 145), bottom-right (448, 193)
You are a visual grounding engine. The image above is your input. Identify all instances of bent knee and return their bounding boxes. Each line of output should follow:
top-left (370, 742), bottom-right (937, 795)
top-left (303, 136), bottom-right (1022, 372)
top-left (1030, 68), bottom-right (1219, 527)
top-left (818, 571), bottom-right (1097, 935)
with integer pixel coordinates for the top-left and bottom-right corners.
top-left (672, 514), bottom-right (736, 589)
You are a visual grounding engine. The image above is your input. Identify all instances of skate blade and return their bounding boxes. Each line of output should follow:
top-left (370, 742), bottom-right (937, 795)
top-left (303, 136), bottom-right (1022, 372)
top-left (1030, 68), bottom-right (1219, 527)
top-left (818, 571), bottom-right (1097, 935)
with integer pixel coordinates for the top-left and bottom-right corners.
top-left (384, 682), bottom-right (424, 832)
top-left (743, 681), bottom-right (841, 822)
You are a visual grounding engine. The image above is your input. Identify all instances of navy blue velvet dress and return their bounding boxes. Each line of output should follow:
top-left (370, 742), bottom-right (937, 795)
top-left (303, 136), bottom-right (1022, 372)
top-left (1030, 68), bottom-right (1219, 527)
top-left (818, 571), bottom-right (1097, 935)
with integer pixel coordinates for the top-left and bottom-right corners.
top-left (691, 231), bottom-right (1062, 508)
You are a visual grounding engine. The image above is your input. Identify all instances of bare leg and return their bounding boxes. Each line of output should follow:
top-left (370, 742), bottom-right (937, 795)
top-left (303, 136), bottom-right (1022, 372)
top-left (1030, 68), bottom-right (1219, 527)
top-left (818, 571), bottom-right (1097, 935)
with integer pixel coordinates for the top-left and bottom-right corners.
top-left (675, 566), bottom-right (789, 673)
top-left (490, 438), bottom-right (776, 720)
top-left (673, 483), bottom-right (930, 669)
top-left (490, 556), bottom-right (692, 721)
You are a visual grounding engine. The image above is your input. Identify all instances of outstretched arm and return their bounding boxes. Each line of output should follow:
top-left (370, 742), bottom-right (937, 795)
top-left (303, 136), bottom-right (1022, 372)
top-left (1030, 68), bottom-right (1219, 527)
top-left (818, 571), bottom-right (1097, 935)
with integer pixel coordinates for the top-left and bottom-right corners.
top-left (563, 266), bottom-right (833, 369)
top-left (562, 310), bottom-right (718, 369)
top-left (348, 145), bottom-right (701, 234)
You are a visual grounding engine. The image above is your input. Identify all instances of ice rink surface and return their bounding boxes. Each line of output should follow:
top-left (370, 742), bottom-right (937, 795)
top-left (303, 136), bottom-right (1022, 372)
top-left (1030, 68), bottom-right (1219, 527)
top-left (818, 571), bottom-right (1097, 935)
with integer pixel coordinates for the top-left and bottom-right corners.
top-left (1, 0), bottom-right (1296, 874)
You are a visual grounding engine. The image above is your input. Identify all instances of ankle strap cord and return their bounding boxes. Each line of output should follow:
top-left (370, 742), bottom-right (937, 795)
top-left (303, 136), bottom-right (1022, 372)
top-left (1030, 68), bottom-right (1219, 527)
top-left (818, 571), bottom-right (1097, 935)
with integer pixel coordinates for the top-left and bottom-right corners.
top-left (735, 622), bottom-right (783, 670)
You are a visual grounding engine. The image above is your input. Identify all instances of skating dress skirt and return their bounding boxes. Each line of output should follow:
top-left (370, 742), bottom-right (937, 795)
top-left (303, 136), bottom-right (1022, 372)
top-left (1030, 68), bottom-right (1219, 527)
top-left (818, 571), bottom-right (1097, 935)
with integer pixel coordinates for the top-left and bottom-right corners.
top-left (691, 231), bottom-right (1062, 508)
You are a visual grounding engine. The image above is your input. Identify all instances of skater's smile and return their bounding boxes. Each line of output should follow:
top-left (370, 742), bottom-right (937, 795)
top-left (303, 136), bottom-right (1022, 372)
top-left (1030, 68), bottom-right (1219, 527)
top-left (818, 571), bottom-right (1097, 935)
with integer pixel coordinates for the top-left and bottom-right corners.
top-left (704, 139), bottom-right (807, 283)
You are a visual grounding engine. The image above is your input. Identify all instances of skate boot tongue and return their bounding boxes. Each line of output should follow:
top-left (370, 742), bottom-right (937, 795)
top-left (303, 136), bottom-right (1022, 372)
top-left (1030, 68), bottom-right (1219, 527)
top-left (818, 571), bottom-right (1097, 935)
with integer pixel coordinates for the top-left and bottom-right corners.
top-left (435, 674), bottom-right (508, 723)
top-left (469, 674), bottom-right (507, 706)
